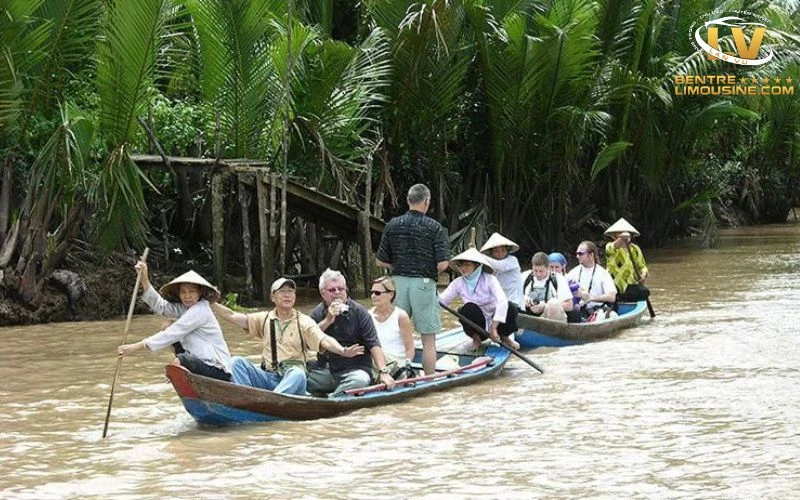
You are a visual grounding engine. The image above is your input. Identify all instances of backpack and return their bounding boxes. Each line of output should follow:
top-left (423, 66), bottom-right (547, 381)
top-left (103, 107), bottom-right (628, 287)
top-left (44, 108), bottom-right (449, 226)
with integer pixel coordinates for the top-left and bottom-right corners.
top-left (523, 272), bottom-right (558, 302)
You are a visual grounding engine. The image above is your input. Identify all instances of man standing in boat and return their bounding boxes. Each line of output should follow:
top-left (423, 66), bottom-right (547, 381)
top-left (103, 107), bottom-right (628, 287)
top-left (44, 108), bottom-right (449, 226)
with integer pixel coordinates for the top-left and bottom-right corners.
top-left (211, 278), bottom-right (364, 395)
top-left (604, 218), bottom-right (651, 303)
top-left (309, 269), bottom-right (396, 396)
top-left (377, 183), bottom-right (450, 375)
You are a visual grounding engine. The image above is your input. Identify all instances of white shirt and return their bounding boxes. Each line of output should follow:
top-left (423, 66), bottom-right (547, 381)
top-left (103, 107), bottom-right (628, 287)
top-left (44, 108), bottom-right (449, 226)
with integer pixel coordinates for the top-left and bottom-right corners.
top-left (522, 271), bottom-right (572, 304)
top-left (484, 255), bottom-right (523, 308)
top-left (566, 264), bottom-right (616, 309)
top-left (369, 306), bottom-right (407, 359)
top-left (141, 285), bottom-right (232, 372)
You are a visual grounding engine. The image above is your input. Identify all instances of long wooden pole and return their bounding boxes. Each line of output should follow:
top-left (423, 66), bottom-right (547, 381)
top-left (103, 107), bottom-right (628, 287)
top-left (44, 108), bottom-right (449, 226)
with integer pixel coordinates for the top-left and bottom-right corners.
top-left (102, 247), bottom-right (149, 438)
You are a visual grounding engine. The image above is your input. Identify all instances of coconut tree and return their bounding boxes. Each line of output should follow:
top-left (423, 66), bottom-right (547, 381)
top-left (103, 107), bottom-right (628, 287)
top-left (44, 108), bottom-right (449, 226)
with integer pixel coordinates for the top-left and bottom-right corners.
top-left (1, 0), bottom-right (174, 308)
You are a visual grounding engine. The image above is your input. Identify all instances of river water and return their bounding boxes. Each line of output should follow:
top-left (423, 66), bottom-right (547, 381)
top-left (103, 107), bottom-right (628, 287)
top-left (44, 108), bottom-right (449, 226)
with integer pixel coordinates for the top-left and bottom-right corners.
top-left (1, 223), bottom-right (799, 499)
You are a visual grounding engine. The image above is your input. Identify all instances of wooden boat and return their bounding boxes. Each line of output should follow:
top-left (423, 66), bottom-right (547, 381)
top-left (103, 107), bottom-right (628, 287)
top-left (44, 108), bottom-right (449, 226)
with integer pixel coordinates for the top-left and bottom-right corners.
top-left (515, 301), bottom-right (647, 348)
top-left (166, 336), bottom-right (509, 426)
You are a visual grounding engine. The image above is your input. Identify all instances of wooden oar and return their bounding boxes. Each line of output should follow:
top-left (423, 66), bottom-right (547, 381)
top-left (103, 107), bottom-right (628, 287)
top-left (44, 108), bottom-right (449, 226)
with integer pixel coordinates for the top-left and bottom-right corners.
top-left (102, 247), bottom-right (149, 438)
top-left (340, 356), bottom-right (493, 397)
top-left (438, 302), bottom-right (544, 374)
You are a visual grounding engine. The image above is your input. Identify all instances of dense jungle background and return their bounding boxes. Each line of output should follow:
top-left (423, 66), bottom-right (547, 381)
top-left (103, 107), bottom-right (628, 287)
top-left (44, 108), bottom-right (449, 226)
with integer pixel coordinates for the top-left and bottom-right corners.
top-left (1, 0), bottom-right (798, 324)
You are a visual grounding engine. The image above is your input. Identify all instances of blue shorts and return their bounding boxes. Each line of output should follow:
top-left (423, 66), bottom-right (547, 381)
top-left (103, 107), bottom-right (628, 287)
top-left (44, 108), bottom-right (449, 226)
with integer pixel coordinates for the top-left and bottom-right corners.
top-left (393, 276), bottom-right (441, 335)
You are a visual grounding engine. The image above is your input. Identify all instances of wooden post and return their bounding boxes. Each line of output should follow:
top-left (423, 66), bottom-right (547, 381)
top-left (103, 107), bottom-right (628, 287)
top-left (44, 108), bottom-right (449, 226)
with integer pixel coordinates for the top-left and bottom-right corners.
top-left (238, 174), bottom-right (254, 302)
top-left (357, 210), bottom-right (372, 298)
top-left (211, 171), bottom-right (227, 288)
top-left (256, 172), bottom-right (270, 299)
top-left (267, 173), bottom-right (277, 282)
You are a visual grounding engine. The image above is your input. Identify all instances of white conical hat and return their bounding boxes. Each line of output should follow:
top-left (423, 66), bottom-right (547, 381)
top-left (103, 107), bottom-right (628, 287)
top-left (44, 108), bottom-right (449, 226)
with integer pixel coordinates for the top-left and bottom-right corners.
top-left (450, 247), bottom-right (494, 273)
top-left (604, 218), bottom-right (640, 237)
top-left (160, 270), bottom-right (221, 303)
top-left (480, 232), bottom-right (520, 254)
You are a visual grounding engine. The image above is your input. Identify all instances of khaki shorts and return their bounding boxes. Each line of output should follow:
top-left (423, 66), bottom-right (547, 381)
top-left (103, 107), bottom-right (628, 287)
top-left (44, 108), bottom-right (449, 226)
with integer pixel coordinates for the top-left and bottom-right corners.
top-left (393, 276), bottom-right (441, 335)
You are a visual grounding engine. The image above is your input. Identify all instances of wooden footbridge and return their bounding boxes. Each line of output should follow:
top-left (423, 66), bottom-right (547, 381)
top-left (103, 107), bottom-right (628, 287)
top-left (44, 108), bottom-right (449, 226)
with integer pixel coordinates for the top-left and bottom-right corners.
top-left (132, 154), bottom-right (386, 300)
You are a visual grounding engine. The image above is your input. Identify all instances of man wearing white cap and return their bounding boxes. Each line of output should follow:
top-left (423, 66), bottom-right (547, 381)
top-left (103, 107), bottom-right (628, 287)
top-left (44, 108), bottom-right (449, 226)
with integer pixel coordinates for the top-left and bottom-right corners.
top-left (604, 218), bottom-right (650, 303)
top-left (480, 232), bottom-right (523, 309)
top-left (211, 277), bottom-right (364, 395)
top-left (118, 262), bottom-right (232, 381)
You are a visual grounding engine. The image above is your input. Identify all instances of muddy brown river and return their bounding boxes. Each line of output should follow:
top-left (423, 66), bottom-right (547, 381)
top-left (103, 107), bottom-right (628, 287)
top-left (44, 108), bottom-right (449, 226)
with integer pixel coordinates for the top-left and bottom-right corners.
top-left (1, 223), bottom-right (799, 498)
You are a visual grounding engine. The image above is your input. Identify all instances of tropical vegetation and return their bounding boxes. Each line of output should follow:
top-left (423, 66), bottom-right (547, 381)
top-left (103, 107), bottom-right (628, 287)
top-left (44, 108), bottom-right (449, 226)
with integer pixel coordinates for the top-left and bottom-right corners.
top-left (1, 0), bottom-right (799, 317)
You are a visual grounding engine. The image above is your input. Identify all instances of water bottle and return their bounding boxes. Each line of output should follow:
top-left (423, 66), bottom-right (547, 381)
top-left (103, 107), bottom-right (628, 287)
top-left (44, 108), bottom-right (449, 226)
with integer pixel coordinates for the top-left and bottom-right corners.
top-left (568, 279), bottom-right (581, 307)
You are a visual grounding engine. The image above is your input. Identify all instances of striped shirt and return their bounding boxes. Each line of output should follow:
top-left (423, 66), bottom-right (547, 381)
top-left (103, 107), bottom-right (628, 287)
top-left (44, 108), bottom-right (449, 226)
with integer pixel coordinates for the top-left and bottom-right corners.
top-left (377, 210), bottom-right (449, 279)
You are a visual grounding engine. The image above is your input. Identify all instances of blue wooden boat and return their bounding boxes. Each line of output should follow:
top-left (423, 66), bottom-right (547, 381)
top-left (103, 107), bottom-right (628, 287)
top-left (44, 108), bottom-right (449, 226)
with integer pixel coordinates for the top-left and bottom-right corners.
top-left (166, 338), bottom-right (509, 426)
top-left (515, 301), bottom-right (647, 348)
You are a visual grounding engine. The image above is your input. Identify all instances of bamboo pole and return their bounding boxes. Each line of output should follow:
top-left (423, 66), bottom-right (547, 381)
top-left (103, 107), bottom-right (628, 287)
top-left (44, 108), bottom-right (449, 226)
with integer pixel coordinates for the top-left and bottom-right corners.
top-left (102, 247), bottom-right (149, 438)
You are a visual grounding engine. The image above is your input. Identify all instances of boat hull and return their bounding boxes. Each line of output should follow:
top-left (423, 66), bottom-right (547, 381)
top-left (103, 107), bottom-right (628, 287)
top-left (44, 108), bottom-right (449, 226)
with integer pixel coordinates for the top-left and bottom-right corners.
top-left (167, 340), bottom-right (509, 426)
top-left (516, 301), bottom-right (647, 348)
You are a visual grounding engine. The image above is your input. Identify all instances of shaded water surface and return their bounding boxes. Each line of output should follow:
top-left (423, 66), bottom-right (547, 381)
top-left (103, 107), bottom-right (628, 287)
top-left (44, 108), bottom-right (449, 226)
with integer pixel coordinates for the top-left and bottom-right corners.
top-left (1, 223), bottom-right (799, 499)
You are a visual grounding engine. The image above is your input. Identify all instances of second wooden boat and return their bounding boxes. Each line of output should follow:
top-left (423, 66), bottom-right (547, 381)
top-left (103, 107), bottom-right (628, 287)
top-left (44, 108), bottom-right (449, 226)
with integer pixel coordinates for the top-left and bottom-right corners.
top-left (515, 301), bottom-right (647, 348)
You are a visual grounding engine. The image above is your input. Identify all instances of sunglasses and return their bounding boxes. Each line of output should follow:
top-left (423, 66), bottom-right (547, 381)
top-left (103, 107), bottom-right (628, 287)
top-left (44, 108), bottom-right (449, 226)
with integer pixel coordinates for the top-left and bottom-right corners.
top-left (326, 286), bottom-right (346, 293)
top-left (370, 289), bottom-right (389, 296)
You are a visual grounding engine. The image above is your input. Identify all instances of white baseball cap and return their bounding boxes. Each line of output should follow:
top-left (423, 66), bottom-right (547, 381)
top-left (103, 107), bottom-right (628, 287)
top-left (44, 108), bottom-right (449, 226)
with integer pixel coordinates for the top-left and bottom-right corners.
top-left (270, 277), bottom-right (296, 294)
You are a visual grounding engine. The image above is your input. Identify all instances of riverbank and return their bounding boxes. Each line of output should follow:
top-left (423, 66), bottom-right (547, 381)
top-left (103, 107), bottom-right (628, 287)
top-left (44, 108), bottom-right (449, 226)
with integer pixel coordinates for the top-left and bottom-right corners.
top-left (2, 211), bottom-right (798, 326)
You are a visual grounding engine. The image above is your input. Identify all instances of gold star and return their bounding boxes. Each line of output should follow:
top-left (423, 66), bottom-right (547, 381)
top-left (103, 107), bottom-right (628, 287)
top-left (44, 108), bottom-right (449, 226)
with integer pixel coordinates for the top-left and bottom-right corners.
top-left (774, 76), bottom-right (782, 84)
top-left (740, 77), bottom-right (748, 85)
top-left (762, 77), bottom-right (771, 85)
top-left (787, 76), bottom-right (794, 84)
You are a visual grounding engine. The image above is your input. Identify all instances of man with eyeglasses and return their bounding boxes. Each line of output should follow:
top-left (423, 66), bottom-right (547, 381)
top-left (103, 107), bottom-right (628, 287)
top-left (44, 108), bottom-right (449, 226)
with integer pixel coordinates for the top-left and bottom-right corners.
top-left (377, 183), bottom-right (450, 375)
top-left (211, 277), bottom-right (364, 395)
top-left (566, 241), bottom-right (617, 321)
top-left (308, 269), bottom-right (396, 396)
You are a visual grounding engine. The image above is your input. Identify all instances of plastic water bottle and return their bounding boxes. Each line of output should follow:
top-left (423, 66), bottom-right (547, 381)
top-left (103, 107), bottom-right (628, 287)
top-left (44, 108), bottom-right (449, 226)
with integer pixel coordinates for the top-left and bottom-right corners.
top-left (568, 279), bottom-right (581, 307)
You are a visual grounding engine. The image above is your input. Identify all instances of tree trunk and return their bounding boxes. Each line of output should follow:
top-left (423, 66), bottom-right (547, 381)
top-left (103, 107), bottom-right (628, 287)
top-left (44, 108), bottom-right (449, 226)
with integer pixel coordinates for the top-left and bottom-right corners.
top-left (0, 153), bottom-right (12, 242)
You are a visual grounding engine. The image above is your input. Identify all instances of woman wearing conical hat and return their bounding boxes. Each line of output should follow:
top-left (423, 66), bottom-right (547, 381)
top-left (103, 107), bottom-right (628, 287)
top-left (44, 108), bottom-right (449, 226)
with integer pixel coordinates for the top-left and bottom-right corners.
top-left (117, 262), bottom-right (232, 381)
top-left (438, 247), bottom-right (520, 351)
top-left (604, 218), bottom-right (651, 303)
top-left (480, 232), bottom-right (523, 310)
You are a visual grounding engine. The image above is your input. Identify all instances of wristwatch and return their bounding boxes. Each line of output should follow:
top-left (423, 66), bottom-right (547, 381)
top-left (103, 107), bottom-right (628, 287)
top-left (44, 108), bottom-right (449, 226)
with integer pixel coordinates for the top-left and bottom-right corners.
top-left (379, 366), bottom-right (390, 375)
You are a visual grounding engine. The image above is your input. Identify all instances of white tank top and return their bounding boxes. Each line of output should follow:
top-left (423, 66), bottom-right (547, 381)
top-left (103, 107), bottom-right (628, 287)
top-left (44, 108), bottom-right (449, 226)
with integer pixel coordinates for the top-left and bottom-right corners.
top-left (369, 306), bottom-right (406, 358)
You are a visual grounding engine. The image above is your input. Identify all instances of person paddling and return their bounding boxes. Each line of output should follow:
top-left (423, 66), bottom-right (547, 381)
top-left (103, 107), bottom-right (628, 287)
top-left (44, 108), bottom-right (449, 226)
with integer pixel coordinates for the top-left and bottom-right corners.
top-left (117, 262), bottom-right (232, 381)
top-left (604, 218), bottom-right (651, 303)
top-left (439, 247), bottom-right (520, 351)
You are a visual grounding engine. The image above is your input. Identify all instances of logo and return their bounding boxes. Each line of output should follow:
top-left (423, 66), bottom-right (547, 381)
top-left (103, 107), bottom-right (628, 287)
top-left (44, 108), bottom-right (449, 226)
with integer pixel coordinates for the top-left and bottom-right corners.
top-left (691, 11), bottom-right (774, 66)
top-left (673, 10), bottom-right (794, 97)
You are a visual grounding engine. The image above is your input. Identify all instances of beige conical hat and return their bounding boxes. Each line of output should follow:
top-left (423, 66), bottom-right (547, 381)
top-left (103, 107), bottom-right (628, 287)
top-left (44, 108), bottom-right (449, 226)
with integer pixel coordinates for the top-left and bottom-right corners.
top-left (159, 270), bottom-right (221, 303)
top-left (604, 218), bottom-right (640, 237)
top-left (480, 232), bottom-right (520, 254)
top-left (450, 247), bottom-right (494, 273)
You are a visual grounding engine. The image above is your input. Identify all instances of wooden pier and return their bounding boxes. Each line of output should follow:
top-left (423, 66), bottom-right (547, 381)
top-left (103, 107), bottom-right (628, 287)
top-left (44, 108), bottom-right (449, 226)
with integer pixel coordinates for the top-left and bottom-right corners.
top-left (132, 154), bottom-right (385, 300)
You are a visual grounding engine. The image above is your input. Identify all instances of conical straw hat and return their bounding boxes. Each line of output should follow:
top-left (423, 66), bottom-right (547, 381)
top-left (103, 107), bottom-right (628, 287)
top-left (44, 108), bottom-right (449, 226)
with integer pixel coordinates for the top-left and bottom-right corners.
top-left (604, 218), bottom-right (640, 237)
top-left (160, 270), bottom-right (221, 303)
top-left (480, 232), bottom-right (520, 254)
top-left (450, 247), bottom-right (494, 273)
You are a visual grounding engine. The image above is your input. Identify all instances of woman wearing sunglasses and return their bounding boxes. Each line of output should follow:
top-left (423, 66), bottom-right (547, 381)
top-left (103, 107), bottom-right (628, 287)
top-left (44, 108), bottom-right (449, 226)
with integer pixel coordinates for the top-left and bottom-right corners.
top-left (368, 277), bottom-right (415, 377)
